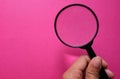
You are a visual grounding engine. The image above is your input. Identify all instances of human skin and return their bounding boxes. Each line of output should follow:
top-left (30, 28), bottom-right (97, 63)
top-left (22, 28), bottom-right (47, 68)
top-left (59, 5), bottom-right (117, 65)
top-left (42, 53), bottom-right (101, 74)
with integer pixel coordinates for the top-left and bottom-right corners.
top-left (62, 55), bottom-right (114, 79)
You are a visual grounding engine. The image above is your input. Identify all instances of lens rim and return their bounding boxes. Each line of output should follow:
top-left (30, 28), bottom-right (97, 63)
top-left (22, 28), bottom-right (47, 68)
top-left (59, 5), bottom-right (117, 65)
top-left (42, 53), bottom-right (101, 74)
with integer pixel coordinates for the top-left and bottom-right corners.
top-left (54, 3), bottom-right (99, 48)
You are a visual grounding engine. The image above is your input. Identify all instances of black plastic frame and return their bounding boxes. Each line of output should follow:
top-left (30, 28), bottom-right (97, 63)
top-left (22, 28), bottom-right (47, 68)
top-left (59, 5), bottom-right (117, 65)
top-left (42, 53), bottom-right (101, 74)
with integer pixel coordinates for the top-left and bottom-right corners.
top-left (54, 3), bottom-right (99, 48)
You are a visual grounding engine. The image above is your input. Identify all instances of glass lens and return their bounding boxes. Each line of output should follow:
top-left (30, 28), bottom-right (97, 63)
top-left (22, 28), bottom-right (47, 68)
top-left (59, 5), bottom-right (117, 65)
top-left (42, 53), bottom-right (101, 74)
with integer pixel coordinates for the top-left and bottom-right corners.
top-left (56, 5), bottom-right (98, 47)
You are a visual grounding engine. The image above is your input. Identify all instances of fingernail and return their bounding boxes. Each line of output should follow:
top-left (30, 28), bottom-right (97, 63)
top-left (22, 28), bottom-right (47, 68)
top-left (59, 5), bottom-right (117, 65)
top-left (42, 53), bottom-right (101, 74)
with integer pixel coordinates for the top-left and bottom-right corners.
top-left (93, 56), bottom-right (102, 69)
top-left (106, 69), bottom-right (114, 75)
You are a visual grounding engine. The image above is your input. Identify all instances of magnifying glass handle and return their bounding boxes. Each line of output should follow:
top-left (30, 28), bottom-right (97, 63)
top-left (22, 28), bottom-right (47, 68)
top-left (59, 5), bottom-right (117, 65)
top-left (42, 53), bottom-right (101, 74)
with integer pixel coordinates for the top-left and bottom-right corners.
top-left (86, 46), bottom-right (110, 79)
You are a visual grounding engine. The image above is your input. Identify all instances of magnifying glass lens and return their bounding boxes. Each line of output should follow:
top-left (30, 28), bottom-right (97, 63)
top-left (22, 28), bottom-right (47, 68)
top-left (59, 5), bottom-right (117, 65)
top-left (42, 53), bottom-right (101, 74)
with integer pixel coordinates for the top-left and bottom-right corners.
top-left (56, 6), bottom-right (97, 47)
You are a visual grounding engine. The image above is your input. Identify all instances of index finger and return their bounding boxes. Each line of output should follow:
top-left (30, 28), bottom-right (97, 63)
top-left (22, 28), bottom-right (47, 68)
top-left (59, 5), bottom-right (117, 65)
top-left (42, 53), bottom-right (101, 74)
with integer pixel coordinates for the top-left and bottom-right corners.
top-left (70, 55), bottom-right (90, 71)
top-left (62, 55), bottom-right (90, 79)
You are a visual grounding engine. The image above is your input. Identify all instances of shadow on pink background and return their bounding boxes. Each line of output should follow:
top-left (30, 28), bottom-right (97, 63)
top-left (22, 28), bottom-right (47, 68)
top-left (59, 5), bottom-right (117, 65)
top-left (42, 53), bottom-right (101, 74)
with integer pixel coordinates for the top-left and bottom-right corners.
top-left (0, 0), bottom-right (120, 79)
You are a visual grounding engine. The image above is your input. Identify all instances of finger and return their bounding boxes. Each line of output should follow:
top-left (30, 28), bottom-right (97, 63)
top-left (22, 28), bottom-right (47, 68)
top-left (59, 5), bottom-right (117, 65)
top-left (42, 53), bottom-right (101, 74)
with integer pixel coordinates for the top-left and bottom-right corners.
top-left (70, 55), bottom-right (90, 71)
top-left (86, 56), bottom-right (102, 79)
top-left (63, 55), bottom-right (90, 79)
top-left (102, 58), bottom-right (108, 69)
top-left (105, 69), bottom-right (115, 79)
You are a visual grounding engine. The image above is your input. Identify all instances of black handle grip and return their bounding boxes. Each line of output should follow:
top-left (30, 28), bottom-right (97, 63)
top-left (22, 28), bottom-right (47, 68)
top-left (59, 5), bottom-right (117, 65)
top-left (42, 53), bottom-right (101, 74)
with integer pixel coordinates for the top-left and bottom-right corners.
top-left (85, 46), bottom-right (109, 79)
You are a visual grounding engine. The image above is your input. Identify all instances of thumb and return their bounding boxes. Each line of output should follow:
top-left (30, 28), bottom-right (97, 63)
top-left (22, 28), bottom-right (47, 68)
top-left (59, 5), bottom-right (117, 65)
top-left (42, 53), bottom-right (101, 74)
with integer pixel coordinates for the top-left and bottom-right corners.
top-left (85, 56), bottom-right (102, 79)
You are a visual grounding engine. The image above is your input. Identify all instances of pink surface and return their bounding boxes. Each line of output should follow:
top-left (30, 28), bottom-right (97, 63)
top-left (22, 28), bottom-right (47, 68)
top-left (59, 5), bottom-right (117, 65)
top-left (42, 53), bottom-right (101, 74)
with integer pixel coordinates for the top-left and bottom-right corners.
top-left (0, 0), bottom-right (119, 79)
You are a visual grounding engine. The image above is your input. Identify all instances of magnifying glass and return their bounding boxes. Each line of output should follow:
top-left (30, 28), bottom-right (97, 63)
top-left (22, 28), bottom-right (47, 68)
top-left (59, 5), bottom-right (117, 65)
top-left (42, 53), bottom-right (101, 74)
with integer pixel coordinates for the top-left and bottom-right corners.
top-left (54, 4), bottom-right (109, 79)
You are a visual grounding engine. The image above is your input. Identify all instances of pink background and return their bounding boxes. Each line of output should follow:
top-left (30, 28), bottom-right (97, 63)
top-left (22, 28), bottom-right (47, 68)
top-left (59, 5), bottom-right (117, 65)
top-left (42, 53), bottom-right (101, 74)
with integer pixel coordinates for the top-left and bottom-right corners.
top-left (0, 0), bottom-right (120, 79)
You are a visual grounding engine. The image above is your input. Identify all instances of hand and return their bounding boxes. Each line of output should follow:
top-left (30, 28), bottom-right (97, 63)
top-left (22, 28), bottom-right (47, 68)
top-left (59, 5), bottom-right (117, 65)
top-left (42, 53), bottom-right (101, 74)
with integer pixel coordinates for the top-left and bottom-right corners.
top-left (63, 55), bottom-right (114, 79)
